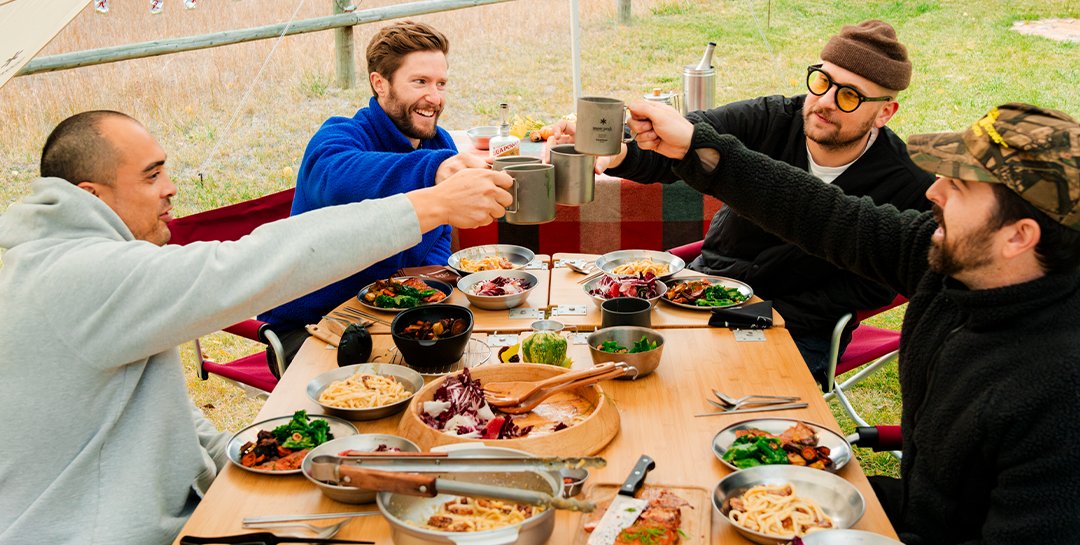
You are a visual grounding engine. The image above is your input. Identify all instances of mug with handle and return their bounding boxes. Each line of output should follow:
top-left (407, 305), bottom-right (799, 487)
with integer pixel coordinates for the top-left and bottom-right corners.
top-left (574, 96), bottom-right (635, 156)
top-left (503, 163), bottom-right (556, 225)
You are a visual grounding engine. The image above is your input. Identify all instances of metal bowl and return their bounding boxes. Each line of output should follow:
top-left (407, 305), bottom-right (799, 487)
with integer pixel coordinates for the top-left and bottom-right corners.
top-left (711, 418), bottom-right (853, 472)
top-left (713, 465), bottom-right (866, 544)
top-left (582, 275), bottom-right (668, 309)
top-left (301, 434), bottom-right (421, 504)
top-left (594, 249), bottom-right (685, 281)
top-left (559, 468), bottom-right (589, 498)
top-left (457, 269), bottom-right (538, 310)
top-left (661, 275), bottom-right (754, 311)
top-left (587, 326), bottom-right (664, 379)
top-left (356, 276), bottom-right (454, 313)
top-left (225, 414), bottom-right (357, 475)
top-left (306, 363), bottom-right (424, 421)
top-left (448, 244), bottom-right (535, 275)
top-left (467, 125), bottom-right (499, 150)
top-left (800, 529), bottom-right (905, 545)
top-left (377, 444), bottom-right (558, 545)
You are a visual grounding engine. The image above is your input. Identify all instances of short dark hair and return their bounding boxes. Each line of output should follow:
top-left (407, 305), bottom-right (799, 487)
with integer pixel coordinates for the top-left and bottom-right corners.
top-left (365, 20), bottom-right (449, 95)
top-left (40, 110), bottom-right (133, 186)
top-left (991, 183), bottom-right (1080, 274)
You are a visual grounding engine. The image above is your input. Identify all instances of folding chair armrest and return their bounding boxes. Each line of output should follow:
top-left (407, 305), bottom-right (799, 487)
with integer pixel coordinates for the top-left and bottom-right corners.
top-left (262, 328), bottom-right (287, 379)
top-left (666, 240), bottom-right (704, 263)
top-left (847, 425), bottom-right (903, 452)
top-left (223, 319), bottom-right (265, 342)
top-left (823, 312), bottom-right (854, 393)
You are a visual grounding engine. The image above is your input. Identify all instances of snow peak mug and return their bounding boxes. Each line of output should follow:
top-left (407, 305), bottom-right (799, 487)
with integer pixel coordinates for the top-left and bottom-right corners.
top-left (503, 163), bottom-right (556, 225)
top-left (493, 155), bottom-right (541, 171)
top-left (574, 96), bottom-right (635, 156)
top-left (549, 144), bottom-right (595, 206)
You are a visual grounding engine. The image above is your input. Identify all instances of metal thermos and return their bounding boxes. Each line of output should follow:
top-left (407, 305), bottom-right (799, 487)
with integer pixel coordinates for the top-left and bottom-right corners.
top-left (682, 42), bottom-right (716, 114)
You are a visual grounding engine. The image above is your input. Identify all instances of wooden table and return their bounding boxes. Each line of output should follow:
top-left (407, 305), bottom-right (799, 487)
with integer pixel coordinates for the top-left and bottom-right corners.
top-left (550, 253), bottom-right (785, 329)
top-left (176, 328), bottom-right (895, 543)
top-left (329, 255), bottom-right (552, 335)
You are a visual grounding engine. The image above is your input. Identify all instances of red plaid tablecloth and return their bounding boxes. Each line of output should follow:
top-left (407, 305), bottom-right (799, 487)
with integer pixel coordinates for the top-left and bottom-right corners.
top-left (448, 130), bottom-right (721, 254)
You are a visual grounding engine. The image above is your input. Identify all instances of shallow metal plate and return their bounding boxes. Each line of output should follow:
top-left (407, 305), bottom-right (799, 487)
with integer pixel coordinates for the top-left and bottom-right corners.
top-left (448, 244), bottom-right (536, 275)
top-left (306, 363), bottom-right (424, 421)
top-left (594, 249), bottom-right (685, 281)
top-left (355, 276), bottom-right (454, 314)
top-left (711, 418), bottom-right (852, 472)
top-left (660, 275), bottom-right (753, 310)
top-left (226, 414), bottom-right (358, 475)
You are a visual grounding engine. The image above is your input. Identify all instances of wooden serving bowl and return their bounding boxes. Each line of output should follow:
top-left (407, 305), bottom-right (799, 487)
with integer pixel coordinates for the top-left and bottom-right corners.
top-left (397, 363), bottom-right (620, 456)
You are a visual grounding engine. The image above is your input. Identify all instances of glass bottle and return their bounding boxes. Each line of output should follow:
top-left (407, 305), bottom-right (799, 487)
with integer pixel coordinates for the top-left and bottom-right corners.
top-left (489, 102), bottom-right (520, 158)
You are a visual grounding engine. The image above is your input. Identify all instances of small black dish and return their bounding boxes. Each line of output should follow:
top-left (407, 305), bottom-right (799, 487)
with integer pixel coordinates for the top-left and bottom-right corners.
top-left (391, 305), bottom-right (474, 372)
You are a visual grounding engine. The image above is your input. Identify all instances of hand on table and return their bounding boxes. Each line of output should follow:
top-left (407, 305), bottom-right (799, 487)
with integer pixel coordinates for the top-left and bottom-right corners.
top-left (435, 153), bottom-right (491, 183)
top-left (627, 99), bottom-right (694, 160)
top-left (409, 168), bottom-right (513, 231)
top-left (548, 119), bottom-right (626, 174)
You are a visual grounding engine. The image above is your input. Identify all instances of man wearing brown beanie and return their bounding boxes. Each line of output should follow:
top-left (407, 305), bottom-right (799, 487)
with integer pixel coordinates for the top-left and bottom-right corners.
top-left (563, 20), bottom-right (935, 383)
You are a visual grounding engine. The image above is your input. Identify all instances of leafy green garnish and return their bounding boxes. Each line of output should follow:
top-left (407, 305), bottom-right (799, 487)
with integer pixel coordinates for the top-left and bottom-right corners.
top-left (271, 410), bottom-right (333, 450)
top-left (619, 526), bottom-right (669, 545)
top-left (375, 294), bottom-right (420, 308)
top-left (600, 340), bottom-right (627, 353)
top-left (721, 434), bottom-right (789, 468)
top-left (694, 284), bottom-right (747, 307)
top-left (630, 336), bottom-right (657, 353)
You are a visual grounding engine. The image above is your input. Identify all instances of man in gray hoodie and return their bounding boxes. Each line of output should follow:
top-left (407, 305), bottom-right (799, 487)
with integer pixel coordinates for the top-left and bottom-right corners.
top-left (0, 110), bottom-right (512, 544)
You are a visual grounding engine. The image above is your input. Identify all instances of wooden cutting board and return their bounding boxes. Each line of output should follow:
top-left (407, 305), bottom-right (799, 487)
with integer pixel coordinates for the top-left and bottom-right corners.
top-left (571, 484), bottom-right (711, 545)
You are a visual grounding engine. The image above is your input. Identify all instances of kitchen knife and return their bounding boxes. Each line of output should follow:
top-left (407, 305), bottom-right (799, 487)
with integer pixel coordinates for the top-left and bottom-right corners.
top-left (586, 454), bottom-right (655, 545)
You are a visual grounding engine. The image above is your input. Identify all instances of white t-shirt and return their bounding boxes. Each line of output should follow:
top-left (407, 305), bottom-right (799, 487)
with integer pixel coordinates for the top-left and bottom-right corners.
top-left (807, 127), bottom-right (879, 183)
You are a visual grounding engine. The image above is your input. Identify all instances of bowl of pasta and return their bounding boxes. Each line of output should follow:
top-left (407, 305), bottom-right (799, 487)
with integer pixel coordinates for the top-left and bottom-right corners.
top-left (448, 244), bottom-right (535, 275)
top-left (712, 465), bottom-right (865, 544)
top-left (301, 433), bottom-right (422, 504)
top-left (377, 444), bottom-right (558, 545)
top-left (306, 363), bottom-right (424, 421)
top-left (594, 249), bottom-right (685, 281)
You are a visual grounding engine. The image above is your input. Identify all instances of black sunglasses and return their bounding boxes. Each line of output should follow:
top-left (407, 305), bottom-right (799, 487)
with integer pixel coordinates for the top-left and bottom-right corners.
top-left (806, 64), bottom-right (892, 113)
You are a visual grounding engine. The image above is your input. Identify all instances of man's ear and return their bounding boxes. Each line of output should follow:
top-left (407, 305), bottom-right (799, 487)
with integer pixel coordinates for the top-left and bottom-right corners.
top-left (1001, 218), bottom-right (1041, 260)
top-left (370, 71), bottom-right (388, 98)
top-left (76, 181), bottom-right (99, 196)
top-left (875, 101), bottom-right (899, 129)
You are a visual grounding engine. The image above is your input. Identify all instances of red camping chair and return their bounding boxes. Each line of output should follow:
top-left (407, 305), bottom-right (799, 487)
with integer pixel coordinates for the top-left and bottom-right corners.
top-left (167, 188), bottom-right (296, 394)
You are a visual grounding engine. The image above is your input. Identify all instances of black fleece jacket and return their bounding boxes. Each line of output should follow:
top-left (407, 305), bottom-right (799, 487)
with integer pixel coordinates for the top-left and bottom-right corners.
top-left (674, 123), bottom-right (1080, 544)
top-left (607, 95), bottom-right (934, 345)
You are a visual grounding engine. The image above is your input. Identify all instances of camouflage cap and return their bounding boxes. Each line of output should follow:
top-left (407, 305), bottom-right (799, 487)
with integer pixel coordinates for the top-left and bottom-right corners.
top-left (908, 103), bottom-right (1080, 230)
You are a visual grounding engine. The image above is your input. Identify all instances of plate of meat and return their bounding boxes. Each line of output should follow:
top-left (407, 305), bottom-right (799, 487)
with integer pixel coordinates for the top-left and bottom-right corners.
top-left (661, 275), bottom-right (753, 310)
top-left (357, 276), bottom-right (453, 313)
top-left (712, 419), bottom-right (851, 472)
top-left (226, 410), bottom-right (357, 475)
top-left (574, 485), bottom-right (709, 545)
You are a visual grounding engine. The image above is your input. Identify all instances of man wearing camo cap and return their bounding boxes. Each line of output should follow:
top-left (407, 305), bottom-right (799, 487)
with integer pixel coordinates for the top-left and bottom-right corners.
top-left (622, 100), bottom-right (1080, 543)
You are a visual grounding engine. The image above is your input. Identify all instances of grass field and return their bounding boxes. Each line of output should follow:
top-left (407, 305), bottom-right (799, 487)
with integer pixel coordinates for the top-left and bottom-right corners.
top-left (2, 0), bottom-right (1077, 479)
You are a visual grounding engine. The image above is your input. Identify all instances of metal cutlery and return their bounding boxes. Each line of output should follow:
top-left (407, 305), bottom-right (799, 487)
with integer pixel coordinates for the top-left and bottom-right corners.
top-left (308, 454), bottom-right (607, 477)
top-left (712, 389), bottom-right (799, 407)
top-left (242, 512), bottom-right (380, 525)
top-left (694, 402), bottom-right (809, 417)
top-left (242, 519), bottom-right (352, 539)
top-left (335, 307), bottom-right (392, 326)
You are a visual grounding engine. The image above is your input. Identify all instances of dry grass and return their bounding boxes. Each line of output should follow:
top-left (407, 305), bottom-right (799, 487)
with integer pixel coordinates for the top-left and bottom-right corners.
top-left (2, 0), bottom-right (1077, 478)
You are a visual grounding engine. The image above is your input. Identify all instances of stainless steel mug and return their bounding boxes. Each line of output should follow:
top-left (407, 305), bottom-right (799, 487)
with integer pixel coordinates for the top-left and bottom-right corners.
top-left (503, 163), bottom-right (556, 225)
top-left (549, 144), bottom-right (595, 206)
top-left (574, 96), bottom-right (634, 156)
top-left (493, 155), bottom-right (541, 171)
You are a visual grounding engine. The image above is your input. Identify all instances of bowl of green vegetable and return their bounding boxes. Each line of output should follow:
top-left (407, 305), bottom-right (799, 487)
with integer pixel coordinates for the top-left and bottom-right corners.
top-left (587, 326), bottom-right (664, 379)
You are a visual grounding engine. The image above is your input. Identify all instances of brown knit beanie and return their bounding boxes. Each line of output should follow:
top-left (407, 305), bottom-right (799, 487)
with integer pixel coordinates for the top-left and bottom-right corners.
top-left (820, 20), bottom-right (911, 91)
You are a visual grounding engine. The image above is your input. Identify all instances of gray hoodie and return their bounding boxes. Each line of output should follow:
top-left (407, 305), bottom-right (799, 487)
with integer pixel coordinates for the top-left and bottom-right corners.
top-left (0, 178), bottom-right (421, 544)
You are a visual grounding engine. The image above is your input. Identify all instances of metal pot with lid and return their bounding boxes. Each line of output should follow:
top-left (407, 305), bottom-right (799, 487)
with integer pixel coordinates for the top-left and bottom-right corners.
top-left (643, 87), bottom-right (681, 111)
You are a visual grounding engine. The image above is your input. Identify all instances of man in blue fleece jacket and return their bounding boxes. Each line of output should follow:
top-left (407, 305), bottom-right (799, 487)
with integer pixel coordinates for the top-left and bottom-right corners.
top-left (262, 21), bottom-right (486, 358)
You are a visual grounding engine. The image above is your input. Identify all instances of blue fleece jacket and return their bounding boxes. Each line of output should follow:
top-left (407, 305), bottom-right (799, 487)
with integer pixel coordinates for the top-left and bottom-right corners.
top-left (260, 97), bottom-right (457, 330)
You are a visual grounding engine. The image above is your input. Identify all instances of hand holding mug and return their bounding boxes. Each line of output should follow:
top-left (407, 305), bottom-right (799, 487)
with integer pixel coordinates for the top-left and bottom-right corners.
top-left (547, 119), bottom-right (577, 146)
top-left (435, 152), bottom-right (491, 183)
top-left (410, 168), bottom-right (513, 231)
top-left (627, 99), bottom-right (694, 160)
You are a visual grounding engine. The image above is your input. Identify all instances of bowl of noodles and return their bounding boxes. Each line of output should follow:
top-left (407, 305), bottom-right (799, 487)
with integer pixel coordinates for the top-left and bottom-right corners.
top-left (377, 444), bottom-right (558, 545)
top-left (594, 249), bottom-right (685, 281)
top-left (448, 244), bottom-right (535, 275)
top-left (306, 363), bottom-right (424, 421)
top-left (712, 465), bottom-right (865, 544)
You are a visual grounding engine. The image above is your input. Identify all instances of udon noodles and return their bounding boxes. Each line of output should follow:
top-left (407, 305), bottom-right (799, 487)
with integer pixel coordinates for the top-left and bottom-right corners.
top-left (727, 483), bottom-right (833, 538)
top-left (317, 373), bottom-right (411, 409)
top-left (611, 258), bottom-right (669, 277)
top-left (418, 497), bottom-right (543, 532)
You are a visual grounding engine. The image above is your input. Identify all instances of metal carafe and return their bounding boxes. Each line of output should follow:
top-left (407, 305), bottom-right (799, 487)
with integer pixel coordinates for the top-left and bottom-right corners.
top-left (682, 42), bottom-right (715, 114)
top-left (643, 87), bottom-right (681, 112)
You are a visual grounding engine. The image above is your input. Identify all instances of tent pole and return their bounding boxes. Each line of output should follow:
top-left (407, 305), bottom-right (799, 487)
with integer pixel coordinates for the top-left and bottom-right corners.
top-left (570, 0), bottom-right (582, 102)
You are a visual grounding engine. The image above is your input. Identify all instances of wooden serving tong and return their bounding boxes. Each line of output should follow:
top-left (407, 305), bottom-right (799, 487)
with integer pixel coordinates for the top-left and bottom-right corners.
top-left (484, 362), bottom-right (634, 414)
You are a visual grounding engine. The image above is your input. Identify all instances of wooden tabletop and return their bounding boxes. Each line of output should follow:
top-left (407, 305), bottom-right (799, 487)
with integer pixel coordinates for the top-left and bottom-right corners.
top-left (550, 253), bottom-right (785, 330)
top-left (327, 255), bottom-right (552, 334)
top-left (176, 328), bottom-right (895, 544)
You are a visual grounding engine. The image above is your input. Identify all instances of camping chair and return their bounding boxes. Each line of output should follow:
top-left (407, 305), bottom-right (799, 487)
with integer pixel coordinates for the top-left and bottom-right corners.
top-left (167, 188), bottom-right (296, 394)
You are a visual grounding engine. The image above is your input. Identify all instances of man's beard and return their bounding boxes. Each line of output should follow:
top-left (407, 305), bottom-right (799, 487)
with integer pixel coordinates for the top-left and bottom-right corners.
top-left (803, 106), bottom-right (875, 150)
top-left (927, 205), bottom-right (995, 277)
top-left (384, 88), bottom-right (441, 141)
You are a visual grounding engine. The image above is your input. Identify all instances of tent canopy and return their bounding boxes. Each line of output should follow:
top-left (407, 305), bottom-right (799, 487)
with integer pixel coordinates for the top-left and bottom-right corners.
top-left (0, 0), bottom-right (88, 89)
